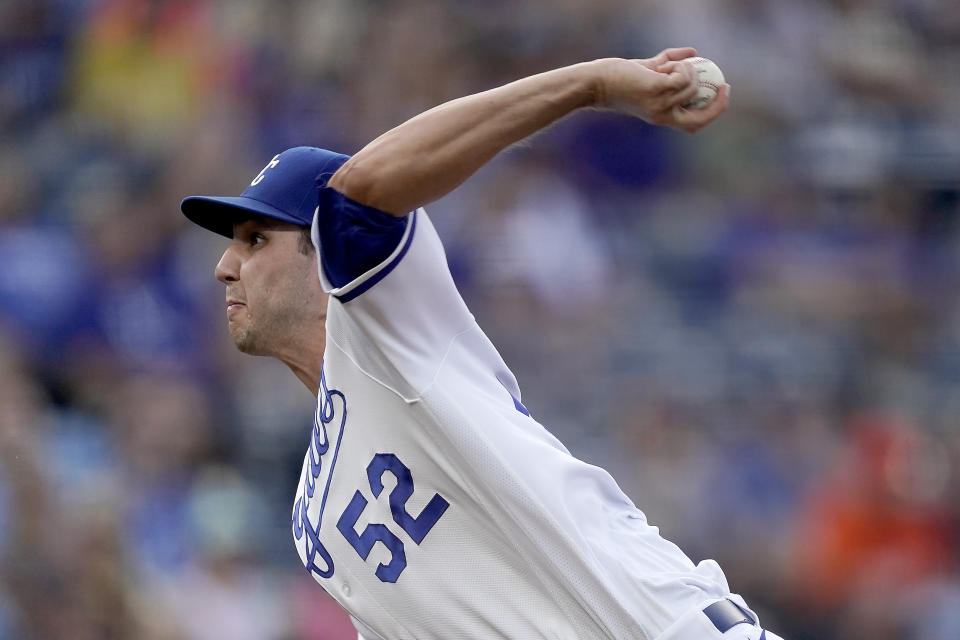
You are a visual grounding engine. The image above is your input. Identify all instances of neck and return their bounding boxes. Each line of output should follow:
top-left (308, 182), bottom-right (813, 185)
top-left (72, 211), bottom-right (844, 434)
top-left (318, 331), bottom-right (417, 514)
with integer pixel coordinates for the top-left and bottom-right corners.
top-left (275, 326), bottom-right (326, 396)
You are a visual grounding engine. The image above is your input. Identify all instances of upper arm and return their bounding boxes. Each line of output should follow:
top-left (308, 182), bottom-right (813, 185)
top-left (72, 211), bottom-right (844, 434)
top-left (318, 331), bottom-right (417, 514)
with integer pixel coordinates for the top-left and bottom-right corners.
top-left (325, 158), bottom-right (361, 207)
top-left (327, 154), bottom-right (411, 217)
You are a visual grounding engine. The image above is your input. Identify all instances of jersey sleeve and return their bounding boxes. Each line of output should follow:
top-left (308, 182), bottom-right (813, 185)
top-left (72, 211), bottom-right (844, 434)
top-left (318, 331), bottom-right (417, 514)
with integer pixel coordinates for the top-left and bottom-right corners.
top-left (311, 176), bottom-right (476, 399)
top-left (312, 161), bottom-right (409, 292)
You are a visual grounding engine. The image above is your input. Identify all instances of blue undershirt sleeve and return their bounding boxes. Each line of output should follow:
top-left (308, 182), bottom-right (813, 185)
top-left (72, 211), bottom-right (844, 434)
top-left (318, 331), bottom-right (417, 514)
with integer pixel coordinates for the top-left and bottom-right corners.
top-left (315, 161), bottom-right (409, 289)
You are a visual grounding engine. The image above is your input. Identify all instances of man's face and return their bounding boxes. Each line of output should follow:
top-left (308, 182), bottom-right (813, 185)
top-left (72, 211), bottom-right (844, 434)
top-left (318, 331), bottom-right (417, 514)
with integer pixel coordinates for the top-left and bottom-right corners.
top-left (215, 217), bottom-right (327, 356)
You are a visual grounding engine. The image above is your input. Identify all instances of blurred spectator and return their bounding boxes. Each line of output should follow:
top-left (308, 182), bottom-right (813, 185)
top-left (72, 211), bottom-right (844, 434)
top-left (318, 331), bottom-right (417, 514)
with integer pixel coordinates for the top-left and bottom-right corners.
top-left (143, 467), bottom-right (287, 640)
top-left (790, 415), bottom-right (956, 634)
top-left (466, 156), bottom-right (613, 314)
top-left (0, 335), bottom-right (136, 639)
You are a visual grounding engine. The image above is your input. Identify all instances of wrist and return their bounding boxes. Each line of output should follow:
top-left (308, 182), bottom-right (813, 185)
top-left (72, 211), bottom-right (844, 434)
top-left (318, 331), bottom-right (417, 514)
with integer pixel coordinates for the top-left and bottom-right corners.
top-left (582, 58), bottom-right (623, 109)
top-left (557, 59), bottom-right (612, 110)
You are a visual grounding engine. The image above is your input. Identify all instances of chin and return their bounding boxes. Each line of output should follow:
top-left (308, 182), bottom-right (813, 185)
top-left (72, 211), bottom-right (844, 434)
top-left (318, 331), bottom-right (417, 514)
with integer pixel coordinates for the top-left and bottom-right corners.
top-left (231, 325), bottom-right (265, 356)
top-left (235, 338), bottom-right (258, 355)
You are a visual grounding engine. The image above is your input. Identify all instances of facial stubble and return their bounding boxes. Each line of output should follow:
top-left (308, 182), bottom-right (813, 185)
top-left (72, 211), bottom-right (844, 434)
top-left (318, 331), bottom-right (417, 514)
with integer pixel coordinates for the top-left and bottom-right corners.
top-left (231, 259), bottom-right (321, 358)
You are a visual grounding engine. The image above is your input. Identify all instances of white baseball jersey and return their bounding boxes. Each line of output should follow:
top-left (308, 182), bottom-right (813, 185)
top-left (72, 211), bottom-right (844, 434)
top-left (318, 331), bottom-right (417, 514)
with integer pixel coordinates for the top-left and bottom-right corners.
top-left (293, 179), bottom-right (735, 640)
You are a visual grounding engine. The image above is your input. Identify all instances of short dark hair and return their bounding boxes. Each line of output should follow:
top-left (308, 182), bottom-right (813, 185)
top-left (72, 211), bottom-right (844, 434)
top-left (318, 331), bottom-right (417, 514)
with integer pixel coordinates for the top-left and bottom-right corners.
top-left (297, 226), bottom-right (313, 255)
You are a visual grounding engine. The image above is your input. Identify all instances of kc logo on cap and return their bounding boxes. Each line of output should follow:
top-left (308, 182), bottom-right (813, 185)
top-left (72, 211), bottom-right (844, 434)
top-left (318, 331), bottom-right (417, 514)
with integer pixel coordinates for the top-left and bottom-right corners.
top-left (251, 154), bottom-right (281, 186)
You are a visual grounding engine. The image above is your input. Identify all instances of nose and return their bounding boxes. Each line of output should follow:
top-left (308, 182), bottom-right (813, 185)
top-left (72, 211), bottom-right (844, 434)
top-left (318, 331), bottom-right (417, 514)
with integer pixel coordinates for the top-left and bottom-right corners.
top-left (215, 244), bottom-right (240, 284)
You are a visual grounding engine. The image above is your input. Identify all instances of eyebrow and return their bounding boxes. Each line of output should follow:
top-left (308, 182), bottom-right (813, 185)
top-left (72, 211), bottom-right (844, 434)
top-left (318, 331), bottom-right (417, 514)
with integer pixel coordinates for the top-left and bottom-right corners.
top-left (233, 215), bottom-right (291, 232)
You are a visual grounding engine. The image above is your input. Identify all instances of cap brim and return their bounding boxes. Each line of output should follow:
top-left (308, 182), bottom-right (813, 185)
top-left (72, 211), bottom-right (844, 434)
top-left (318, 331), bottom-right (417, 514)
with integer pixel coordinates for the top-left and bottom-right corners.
top-left (180, 195), bottom-right (309, 238)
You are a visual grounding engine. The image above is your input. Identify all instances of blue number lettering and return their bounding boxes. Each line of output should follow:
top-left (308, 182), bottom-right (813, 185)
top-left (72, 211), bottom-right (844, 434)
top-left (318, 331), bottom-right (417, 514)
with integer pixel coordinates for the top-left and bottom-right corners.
top-left (367, 453), bottom-right (450, 544)
top-left (336, 491), bottom-right (407, 583)
top-left (337, 454), bottom-right (449, 582)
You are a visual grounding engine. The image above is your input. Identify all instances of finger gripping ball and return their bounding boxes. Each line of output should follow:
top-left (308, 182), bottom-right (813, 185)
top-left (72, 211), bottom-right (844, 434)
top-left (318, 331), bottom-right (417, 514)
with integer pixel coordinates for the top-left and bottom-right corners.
top-left (682, 57), bottom-right (725, 109)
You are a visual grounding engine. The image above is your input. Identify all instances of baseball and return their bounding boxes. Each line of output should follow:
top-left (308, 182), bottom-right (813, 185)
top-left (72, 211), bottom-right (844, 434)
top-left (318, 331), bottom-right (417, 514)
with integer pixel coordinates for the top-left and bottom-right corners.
top-left (682, 57), bottom-right (725, 109)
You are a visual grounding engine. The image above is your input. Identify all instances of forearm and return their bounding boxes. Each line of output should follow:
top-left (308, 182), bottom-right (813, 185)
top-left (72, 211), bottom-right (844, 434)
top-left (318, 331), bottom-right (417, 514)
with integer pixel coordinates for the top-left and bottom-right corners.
top-left (329, 50), bottom-right (729, 215)
top-left (329, 61), bottom-right (602, 215)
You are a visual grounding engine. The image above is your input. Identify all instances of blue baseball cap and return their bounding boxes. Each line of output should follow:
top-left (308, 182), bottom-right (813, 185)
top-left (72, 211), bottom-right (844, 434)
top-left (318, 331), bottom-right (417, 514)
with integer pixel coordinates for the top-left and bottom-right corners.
top-left (181, 146), bottom-right (350, 238)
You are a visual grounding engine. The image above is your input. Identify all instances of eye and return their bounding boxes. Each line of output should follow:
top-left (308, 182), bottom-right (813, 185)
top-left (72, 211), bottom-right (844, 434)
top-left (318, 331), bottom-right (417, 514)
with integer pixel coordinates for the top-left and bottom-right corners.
top-left (249, 232), bottom-right (266, 246)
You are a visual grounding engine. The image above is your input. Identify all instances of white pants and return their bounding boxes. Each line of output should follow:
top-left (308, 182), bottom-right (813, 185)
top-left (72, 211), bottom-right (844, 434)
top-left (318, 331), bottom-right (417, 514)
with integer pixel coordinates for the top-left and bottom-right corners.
top-left (653, 596), bottom-right (786, 640)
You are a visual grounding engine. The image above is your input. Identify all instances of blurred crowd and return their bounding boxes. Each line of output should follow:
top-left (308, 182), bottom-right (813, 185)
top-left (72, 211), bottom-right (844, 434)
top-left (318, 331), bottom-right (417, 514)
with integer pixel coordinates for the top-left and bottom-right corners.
top-left (2, 0), bottom-right (960, 638)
